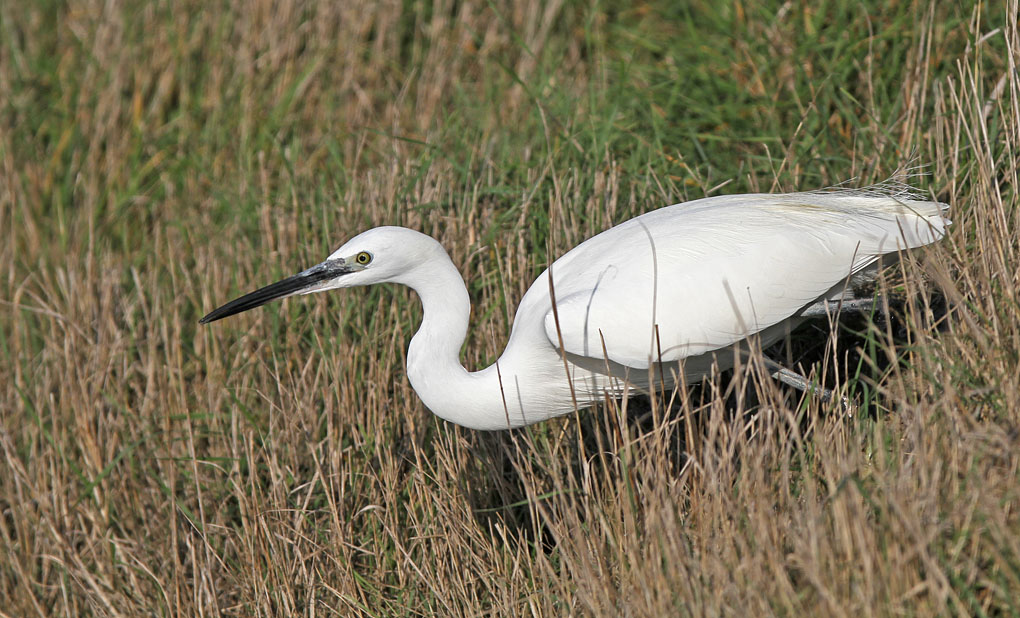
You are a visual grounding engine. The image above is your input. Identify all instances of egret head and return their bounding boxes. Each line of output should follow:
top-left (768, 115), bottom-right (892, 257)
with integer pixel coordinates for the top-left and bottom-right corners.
top-left (199, 226), bottom-right (443, 324)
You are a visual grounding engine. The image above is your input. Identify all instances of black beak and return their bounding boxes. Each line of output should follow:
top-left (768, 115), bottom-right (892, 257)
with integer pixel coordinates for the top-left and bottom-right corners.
top-left (200, 259), bottom-right (352, 324)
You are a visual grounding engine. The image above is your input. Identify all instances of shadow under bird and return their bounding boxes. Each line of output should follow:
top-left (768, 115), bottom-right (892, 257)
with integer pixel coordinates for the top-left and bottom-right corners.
top-left (201, 187), bottom-right (949, 430)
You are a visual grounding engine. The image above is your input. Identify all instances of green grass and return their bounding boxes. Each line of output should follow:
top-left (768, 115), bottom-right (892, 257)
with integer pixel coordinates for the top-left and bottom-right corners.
top-left (2, 0), bottom-right (1018, 615)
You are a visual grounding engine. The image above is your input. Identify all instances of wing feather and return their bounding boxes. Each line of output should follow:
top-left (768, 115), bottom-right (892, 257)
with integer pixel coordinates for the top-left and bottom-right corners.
top-left (539, 192), bottom-right (948, 368)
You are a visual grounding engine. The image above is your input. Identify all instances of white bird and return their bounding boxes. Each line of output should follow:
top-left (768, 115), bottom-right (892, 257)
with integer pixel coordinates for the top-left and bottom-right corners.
top-left (201, 187), bottom-right (949, 430)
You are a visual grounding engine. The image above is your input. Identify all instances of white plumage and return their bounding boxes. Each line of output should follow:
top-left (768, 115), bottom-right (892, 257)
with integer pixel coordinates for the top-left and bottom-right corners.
top-left (202, 187), bottom-right (949, 430)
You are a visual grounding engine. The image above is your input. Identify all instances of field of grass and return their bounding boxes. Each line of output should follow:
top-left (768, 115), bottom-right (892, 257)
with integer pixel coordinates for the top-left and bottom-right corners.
top-left (2, 0), bottom-right (1018, 614)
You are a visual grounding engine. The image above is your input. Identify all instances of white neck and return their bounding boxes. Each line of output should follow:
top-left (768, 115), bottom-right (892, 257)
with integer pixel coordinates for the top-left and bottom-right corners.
top-left (395, 257), bottom-right (516, 430)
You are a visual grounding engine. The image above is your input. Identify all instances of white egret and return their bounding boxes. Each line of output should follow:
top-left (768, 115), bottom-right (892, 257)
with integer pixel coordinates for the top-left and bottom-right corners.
top-left (201, 187), bottom-right (949, 430)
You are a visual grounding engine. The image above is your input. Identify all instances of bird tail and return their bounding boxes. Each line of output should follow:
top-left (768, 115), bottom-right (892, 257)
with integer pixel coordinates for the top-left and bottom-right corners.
top-left (806, 182), bottom-right (951, 250)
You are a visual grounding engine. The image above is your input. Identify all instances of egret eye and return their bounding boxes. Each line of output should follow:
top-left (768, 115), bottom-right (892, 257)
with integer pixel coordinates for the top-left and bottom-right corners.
top-left (355, 251), bottom-right (372, 265)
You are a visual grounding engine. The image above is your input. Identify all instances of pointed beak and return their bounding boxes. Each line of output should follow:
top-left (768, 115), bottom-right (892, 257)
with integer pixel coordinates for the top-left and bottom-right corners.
top-left (200, 259), bottom-right (353, 324)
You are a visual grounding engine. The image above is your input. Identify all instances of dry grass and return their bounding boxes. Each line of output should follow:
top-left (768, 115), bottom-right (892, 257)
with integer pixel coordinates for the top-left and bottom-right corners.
top-left (2, 0), bottom-right (1018, 615)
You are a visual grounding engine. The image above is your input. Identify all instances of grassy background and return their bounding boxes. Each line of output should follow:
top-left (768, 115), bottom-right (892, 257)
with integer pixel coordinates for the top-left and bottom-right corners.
top-left (2, 0), bottom-right (1017, 615)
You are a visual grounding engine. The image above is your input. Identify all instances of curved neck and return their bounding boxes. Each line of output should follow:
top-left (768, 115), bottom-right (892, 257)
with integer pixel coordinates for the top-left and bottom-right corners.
top-left (397, 258), bottom-right (512, 430)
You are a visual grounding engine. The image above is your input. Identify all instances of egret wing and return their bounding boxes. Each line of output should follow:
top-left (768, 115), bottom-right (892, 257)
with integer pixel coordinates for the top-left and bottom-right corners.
top-left (540, 192), bottom-right (948, 368)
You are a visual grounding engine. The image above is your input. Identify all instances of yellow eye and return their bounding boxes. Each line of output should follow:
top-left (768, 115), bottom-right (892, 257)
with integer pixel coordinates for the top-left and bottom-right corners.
top-left (355, 251), bottom-right (372, 265)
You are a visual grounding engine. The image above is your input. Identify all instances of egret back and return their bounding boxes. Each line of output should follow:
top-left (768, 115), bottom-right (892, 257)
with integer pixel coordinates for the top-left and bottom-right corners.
top-left (525, 191), bottom-right (948, 369)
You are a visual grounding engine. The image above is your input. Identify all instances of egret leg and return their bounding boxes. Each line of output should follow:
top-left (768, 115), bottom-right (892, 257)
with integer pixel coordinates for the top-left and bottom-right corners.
top-left (760, 357), bottom-right (850, 410)
top-left (798, 295), bottom-right (881, 319)
top-left (768, 365), bottom-right (833, 399)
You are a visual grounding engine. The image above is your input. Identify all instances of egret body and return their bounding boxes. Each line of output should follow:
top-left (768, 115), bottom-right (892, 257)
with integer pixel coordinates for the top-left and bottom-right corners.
top-left (201, 189), bottom-right (948, 429)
